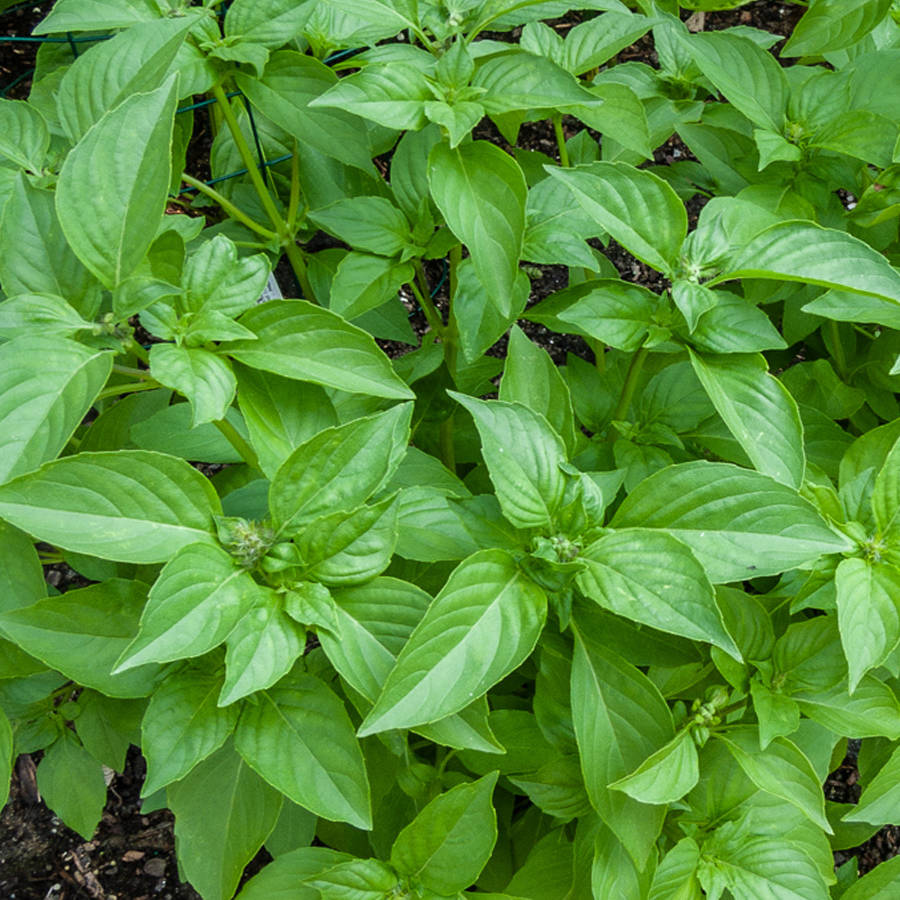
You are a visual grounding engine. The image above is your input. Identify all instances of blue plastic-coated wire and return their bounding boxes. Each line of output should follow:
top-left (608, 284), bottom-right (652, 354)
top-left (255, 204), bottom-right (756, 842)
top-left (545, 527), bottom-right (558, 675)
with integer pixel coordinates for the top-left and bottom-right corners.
top-left (175, 152), bottom-right (293, 196)
top-left (176, 89), bottom-right (241, 115)
top-left (0, 66), bottom-right (34, 97)
top-left (65, 30), bottom-right (79, 57)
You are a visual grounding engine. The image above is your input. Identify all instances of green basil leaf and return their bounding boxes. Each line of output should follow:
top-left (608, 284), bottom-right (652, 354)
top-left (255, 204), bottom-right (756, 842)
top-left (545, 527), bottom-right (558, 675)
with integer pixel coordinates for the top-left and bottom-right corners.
top-left (836, 558), bottom-right (900, 693)
top-left (56, 75), bottom-right (178, 288)
top-left (711, 221), bottom-right (900, 303)
top-left (167, 741), bottom-right (283, 900)
top-left (793, 677), bottom-right (900, 740)
top-left (34, 0), bottom-right (159, 33)
top-left (235, 678), bottom-right (372, 829)
top-left (0, 579), bottom-right (161, 698)
top-left (0, 451), bottom-right (220, 563)
top-left (358, 550), bottom-right (547, 735)
top-left (57, 17), bottom-right (193, 143)
top-left (235, 847), bottom-right (351, 900)
top-left (225, 0), bottom-right (313, 47)
top-left (0, 336), bottom-right (112, 484)
top-left (182, 234), bottom-right (270, 317)
top-left (690, 350), bottom-right (805, 489)
top-left (114, 542), bottom-right (267, 671)
top-left (451, 393), bottom-right (568, 530)
top-left (715, 728), bottom-right (831, 833)
top-left (609, 730), bottom-right (699, 806)
top-left (309, 197), bottom-right (413, 257)
top-left (0, 99), bottom-right (49, 171)
top-left (37, 732), bottom-right (107, 840)
top-left (390, 772), bottom-right (499, 894)
top-left (142, 667), bottom-right (239, 795)
top-left (783, 0), bottom-right (892, 56)
top-left (229, 300), bottom-right (414, 400)
top-left (270, 403), bottom-right (411, 535)
top-left (570, 621), bottom-right (669, 868)
top-left (578, 528), bottom-right (739, 657)
top-left (220, 599), bottom-right (306, 706)
top-left (611, 461), bottom-right (852, 582)
top-left (428, 141), bottom-right (526, 317)
top-left (548, 162), bottom-right (686, 275)
top-left (149, 345), bottom-right (237, 426)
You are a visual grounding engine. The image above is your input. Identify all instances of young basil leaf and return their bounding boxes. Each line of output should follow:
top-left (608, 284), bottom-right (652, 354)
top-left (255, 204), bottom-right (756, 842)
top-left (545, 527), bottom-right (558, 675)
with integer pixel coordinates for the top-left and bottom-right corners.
top-left (609, 730), bottom-right (699, 806)
top-left (270, 403), bottom-right (411, 535)
top-left (182, 234), bottom-right (271, 317)
top-left (390, 772), bottom-right (499, 894)
top-left (235, 847), bottom-right (351, 900)
top-left (114, 543), bottom-right (268, 672)
top-left (304, 858), bottom-right (399, 899)
top-left (450, 393), bottom-right (568, 531)
top-left (0, 451), bottom-right (221, 563)
top-left (358, 549), bottom-right (547, 736)
top-left (224, 0), bottom-right (314, 47)
top-left (149, 345), bottom-right (237, 427)
top-left (782, 0), bottom-right (892, 57)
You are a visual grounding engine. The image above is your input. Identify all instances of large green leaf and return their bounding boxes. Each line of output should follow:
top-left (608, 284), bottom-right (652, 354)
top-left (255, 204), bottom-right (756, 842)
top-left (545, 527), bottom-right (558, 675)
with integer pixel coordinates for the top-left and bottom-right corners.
top-left (548, 162), bottom-right (686, 275)
top-left (229, 300), bottom-right (414, 400)
top-left (0, 336), bottom-right (112, 485)
top-left (698, 818), bottom-right (829, 900)
top-left (142, 667), bottom-right (240, 795)
top-left (428, 141), bottom-right (526, 316)
top-left (570, 622), bottom-right (669, 867)
top-left (0, 579), bottom-right (160, 698)
top-left (578, 528), bottom-right (739, 657)
top-left (0, 520), bottom-right (45, 618)
top-left (782, 0), bottom-right (892, 56)
top-left (34, 0), bottom-right (160, 32)
top-left (843, 744), bottom-right (900, 827)
top-left (235, 678), bottom-right (372, 829)
top-left (167, 741), bottom-right (283, 900)
top-left (225, 0), bottom-right (314, 47)
top-left (0, 451), bottom-right (220, 563)
top-left (611, 461), bottom-right (852, 582)
top-left (836, 558), bottom-right (900, 693)
top-left (269, 404), bottom-right (411, 535)
top-left (114, 542), bottom-right (267, 671)
top-left (358, 550), bottom-right (547, 735)
top-left (236, 52), bottom-right (375, 172)
top-left (711, 221), bottom-right (900, 303)
top-left (451, 394), bottom-right (568, 530)
top-left (235, 847), bottom-right (350, 900)
top-left (715, 729), bottom-right (830, 833)
top-left (390, 773), bottom-right (499, 894)
top-left (0, 99), bottom-right (49, 171)
top-left (56, 76), bottom-right (178, 288)
top-left (0, 174), bottom-right (94, 302)
top-left (690, 351), bottom-right (805, 489)
top-left (235, 365), bottom-right (337, 480)
top-left (681, 31), bottom-right (787, 132)
top-left (57, 17), bottom-right (193, 142)
top-left (793, 678), bottom-right (900, 740)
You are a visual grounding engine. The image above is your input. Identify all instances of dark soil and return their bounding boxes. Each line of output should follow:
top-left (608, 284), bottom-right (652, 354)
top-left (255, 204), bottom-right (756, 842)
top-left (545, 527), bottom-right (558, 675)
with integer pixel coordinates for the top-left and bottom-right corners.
top-left (2, 0), bottom-right (900, 895)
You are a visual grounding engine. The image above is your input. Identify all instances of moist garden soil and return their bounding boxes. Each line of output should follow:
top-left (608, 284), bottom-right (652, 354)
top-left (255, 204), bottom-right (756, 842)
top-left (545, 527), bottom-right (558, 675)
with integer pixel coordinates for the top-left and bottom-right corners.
top-left (1, 1), bottom-right (897, 897)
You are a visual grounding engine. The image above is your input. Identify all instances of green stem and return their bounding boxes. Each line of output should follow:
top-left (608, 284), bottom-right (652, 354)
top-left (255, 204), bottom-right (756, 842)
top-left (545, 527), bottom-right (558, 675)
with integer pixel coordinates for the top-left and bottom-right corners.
top-left (213, 417), bottom-right (262, 473)
top-left (439, 414), bottom-right (457, 475)
top-left (112, 363), bottom-right (151, 379)
top-left (449, 244), bottom-right (461, 300)
top-left (180, 173), bottom-right (276, 240)
top-left (828, 320), bottom-right (848, 381)
top-left (128, 342), bottom-right (151, 365)
top-left (553, 115), bottom-right (570, 167)
top-left (284, 240), bottom-right (315, 302)
top-left (589, 338), bottom-right (606, 373)
top-left (612, 345), bottom-right (649, 422)
top-left (212, 82), bottom-right (287, 233)
top-left (95, 381), bottom-right (160, 402)
top-left (410, 275), bottom-right (443, 336)
top-left (287, 138), bottom-right (302, 233)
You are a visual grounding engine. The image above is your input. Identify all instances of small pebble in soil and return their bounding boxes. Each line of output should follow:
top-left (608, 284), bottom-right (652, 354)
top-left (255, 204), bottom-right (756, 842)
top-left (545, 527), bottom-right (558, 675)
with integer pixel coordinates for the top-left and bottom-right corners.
top-left (145, 857), bottom-right (167, 877)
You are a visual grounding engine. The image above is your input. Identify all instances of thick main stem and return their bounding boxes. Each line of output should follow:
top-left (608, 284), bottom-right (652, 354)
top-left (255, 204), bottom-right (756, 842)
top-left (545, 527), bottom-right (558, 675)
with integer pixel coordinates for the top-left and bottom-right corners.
top-left (612, 345), bottom-right (649, 422)
top-left (214, 417), bottom-right (263, 474)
